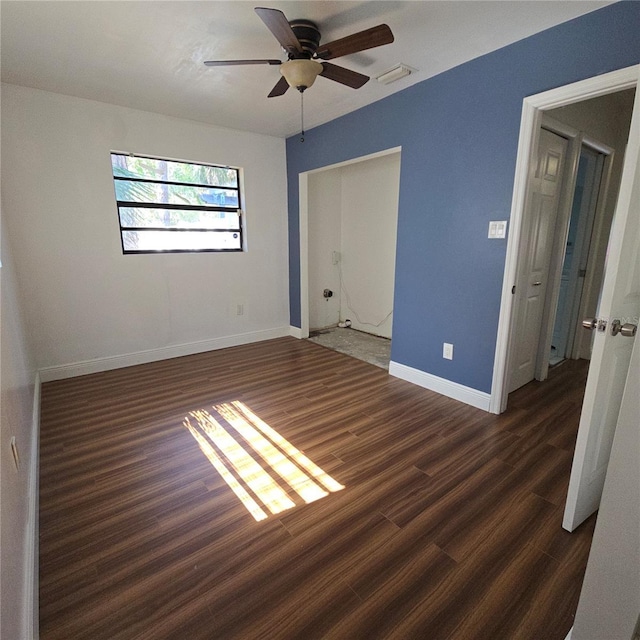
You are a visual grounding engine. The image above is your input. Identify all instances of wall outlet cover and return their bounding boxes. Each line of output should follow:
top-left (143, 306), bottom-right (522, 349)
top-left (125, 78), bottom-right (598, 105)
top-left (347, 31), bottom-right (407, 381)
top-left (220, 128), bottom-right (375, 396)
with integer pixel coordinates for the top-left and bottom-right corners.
top-left (488, 220), bottom-right (507, 239)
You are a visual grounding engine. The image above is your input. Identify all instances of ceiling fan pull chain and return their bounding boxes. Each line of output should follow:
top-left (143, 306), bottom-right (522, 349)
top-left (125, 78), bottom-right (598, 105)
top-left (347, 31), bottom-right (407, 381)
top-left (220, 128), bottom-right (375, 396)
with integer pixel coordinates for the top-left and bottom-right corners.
top-left (300, 91), bottom-right (305, 143)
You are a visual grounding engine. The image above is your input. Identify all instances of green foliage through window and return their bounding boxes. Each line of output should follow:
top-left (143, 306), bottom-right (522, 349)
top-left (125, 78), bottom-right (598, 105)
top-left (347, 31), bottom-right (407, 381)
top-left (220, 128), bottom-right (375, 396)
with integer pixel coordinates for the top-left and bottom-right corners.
top-left (111, 153), bottom-right (243, 253)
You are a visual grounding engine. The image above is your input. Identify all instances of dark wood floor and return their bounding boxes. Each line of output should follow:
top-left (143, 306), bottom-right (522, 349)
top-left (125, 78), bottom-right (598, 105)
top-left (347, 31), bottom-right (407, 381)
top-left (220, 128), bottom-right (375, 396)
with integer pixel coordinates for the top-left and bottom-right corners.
top-left (39, 337), bottom-right (595, 640)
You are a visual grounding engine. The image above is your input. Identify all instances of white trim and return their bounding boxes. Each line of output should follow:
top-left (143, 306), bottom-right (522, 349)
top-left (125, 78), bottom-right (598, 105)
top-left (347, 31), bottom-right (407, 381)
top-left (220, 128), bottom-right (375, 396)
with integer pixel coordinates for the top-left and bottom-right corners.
top-left (389, 361), bottom-right (491, 411)
top-left (38, 327), bottom-right (290, 382)
top-left (490, 99), bottom-right (541, 413)
top-left (304, 146), bottom-right (403, 176)
top-left (299, 173), bottom-right (310, 338)
top-left (542, 114), bottom-right (580, 140)
top-left (24, 371), bottom-right (41, 640)
top-left (582, 134), bottom-right (616, 157)
top-left (527, 66), bottom-right (639, 110)
top-left (289, 325), bottom-right (304, 339)
top-left (564, 627), bottom-right (573, 640)
top-left (490, 64), bottom-right (640, 414)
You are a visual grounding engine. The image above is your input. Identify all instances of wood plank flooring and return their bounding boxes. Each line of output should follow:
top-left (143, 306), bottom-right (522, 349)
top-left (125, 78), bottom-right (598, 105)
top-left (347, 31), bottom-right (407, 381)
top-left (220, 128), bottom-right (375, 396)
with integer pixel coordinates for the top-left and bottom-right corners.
top-left (39, 337), bottom-right (595, 639)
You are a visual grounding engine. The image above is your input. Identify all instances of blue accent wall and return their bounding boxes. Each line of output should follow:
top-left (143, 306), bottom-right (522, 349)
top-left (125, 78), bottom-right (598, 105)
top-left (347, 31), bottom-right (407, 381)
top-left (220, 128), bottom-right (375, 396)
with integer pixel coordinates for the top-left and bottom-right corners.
top-left (286, 2), bottom-right (640, 394)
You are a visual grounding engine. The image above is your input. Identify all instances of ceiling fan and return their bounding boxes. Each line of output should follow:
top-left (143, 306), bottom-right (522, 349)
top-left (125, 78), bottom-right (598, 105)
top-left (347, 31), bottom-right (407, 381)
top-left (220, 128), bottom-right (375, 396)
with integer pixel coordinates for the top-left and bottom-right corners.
top-left (204, 7), bottom-right (394, 97)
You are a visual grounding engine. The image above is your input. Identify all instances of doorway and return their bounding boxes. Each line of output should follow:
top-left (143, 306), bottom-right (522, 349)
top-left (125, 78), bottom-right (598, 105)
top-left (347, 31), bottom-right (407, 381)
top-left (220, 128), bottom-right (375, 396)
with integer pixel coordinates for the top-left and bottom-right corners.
top-left (299, 148), bottom-right (401, 368)
top-left (492, 74), bottom-right (637, 413)
top-left (492, 66), bottom-right (640, 537)
top-left (508, 109), bottom-right (620, 394)
top-left (550, 146), bottom-right (606, 366)
top-left (522, 92), bottom-right (633, 389)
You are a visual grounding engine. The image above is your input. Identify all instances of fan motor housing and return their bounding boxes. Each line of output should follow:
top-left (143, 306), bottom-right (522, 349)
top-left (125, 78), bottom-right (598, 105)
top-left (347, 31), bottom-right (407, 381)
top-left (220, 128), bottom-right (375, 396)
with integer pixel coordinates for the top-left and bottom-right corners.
top-left (289, 20), bottom-right (320, 58)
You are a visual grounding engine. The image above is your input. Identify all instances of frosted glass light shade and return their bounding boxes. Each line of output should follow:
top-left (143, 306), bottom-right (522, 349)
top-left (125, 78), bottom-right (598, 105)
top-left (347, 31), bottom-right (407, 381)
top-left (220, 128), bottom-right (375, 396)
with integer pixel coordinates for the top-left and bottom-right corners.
top-left (280, 59), bottom-right (323, 91)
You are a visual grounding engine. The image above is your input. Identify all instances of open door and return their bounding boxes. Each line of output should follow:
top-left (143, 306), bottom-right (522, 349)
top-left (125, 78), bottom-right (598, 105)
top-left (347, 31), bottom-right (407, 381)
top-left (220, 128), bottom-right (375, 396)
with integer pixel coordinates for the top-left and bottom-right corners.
top-left (509, 128), bottom-right (569, 392)
top-left (569, 330), bottom-right (640, 640)
top-left (563, 79), bottom-right (640, 532)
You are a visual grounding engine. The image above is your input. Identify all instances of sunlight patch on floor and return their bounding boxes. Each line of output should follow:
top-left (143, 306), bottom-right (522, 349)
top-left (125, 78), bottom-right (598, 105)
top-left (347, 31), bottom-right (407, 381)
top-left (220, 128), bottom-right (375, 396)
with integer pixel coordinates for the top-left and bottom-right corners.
top-left (184, 401), bottom-right (344, 521)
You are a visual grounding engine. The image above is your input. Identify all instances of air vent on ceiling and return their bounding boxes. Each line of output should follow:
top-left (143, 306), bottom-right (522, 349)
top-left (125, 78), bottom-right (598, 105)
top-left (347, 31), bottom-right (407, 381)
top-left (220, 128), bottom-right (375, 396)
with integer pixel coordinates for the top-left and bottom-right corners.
top-left (375, 63), bottom-right (415, 85)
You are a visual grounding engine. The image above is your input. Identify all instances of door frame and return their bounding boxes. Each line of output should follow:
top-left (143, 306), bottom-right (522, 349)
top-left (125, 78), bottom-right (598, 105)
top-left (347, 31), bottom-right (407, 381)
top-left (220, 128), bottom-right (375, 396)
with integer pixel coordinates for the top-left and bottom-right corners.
top-left (534, 116), bottom-right (614, 381)
top-left (562, 145), bottom-right (612, 362)
top-left (297, 146), bottom-right (402, 339)
top-left (490, 65), bottom-right (639, 414)
top-left (536, 115), bottom-right (582, 380)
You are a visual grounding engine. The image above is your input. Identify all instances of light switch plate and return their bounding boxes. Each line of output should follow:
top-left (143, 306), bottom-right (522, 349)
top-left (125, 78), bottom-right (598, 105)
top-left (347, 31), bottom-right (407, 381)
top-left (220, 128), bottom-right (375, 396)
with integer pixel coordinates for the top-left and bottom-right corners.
top-left (488, 220), bottom-right (507, 239)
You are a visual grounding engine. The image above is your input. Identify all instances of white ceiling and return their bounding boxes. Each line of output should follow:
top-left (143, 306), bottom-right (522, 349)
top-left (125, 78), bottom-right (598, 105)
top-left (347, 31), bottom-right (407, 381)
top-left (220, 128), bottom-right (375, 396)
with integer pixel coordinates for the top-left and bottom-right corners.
top-left (1, 1), bottom-right (612, 138)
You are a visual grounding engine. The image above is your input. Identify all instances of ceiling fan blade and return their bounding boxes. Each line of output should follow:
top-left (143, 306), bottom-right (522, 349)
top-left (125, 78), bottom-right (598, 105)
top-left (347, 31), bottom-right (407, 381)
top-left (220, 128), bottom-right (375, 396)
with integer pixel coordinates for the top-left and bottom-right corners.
top-left (255, 7), bottom-right (302, 55)
top-left (204, 59), bottom-right (281, 67)
top-left (268, 76), bottom-right (290, 98)
top-left (320, 62), bottom-right (369, 89)
top-left (315, 24), bottom-right (394, 60)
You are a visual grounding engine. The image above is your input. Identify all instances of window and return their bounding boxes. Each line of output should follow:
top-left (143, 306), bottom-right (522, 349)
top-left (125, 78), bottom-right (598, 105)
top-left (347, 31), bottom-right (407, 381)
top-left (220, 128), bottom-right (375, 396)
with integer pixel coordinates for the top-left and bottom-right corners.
top-left (110, 153), bottom-right (243, 253)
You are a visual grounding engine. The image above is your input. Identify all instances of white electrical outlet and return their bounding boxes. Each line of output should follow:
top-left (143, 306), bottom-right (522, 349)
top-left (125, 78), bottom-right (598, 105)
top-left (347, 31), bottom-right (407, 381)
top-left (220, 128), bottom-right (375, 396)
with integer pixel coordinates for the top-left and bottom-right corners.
top-left (443, 343), bottom-right (454, 360)
top-left (236, 304), bottom-right (244, 316)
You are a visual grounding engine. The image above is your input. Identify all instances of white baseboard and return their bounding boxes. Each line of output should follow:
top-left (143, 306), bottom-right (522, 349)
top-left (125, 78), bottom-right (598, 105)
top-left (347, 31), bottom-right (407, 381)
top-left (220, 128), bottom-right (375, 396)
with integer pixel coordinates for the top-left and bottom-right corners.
top-left (389, 361), bottom-right (491, 411)
top-left (289, 326), bottom-right (304, 339)
top-left (38, 327), bottom-right (290, 382)
top-left (24, 371), bottom-right (41, 639)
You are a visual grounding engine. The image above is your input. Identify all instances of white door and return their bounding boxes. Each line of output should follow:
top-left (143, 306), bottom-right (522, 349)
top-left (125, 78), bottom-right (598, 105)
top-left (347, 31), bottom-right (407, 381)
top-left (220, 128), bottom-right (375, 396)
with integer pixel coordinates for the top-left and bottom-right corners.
top-left (570, 331), bottom-right (640, 639)
top-left (563, 85), bottom-right (640, 532)
top-left (510, 129), bottom-right (569, 392)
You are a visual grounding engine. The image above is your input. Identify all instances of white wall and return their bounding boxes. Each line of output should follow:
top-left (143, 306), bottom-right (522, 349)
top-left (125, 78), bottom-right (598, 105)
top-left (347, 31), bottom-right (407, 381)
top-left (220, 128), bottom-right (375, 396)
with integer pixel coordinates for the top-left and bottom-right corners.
top-left (1, 213), bottom-right (39, 639)
top-left (339, 154), bottom-right (400, 338)
top-left (550, 89), bottom-right (635, 359)
top-left (307, 152), bottom-right (400, 339)
top-left (308, 169), bottom-right (341, 330)
top-left (1, 84), bottom-right (290, 377)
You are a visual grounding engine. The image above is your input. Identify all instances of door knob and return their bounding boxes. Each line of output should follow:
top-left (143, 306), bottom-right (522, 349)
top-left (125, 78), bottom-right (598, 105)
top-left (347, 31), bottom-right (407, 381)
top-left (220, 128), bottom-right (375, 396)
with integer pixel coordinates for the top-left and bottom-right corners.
top-left (611, 319), bottom-right (637, 337)
top-left (582, 317), bottom-right (607, 332)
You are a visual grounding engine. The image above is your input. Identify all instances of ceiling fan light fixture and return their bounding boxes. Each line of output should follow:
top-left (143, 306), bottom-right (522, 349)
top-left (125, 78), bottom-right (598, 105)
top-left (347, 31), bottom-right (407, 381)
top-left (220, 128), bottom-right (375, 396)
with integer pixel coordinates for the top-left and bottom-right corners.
top-left (280, 59), bottom-right (323, 92)
top-left (375, 63), bottom-right (415, 85)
